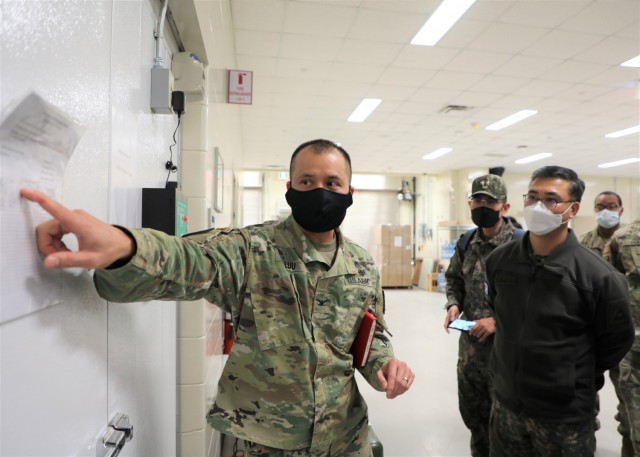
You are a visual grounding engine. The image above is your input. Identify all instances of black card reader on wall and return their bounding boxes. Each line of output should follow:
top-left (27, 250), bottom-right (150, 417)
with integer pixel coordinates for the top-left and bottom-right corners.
top-left (142, 186), bottom-right (188, 237)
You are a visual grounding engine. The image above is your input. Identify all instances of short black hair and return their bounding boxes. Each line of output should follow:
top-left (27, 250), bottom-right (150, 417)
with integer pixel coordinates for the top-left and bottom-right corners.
top-left (595, 191), bottom-right (623, 207)
top-left (289, 139), bottom-right (352, 182)
top-left (529, 165), bottom-right (585, 202)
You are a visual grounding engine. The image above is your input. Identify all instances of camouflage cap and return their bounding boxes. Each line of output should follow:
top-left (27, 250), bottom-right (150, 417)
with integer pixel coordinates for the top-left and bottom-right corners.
top-left (471, 174), bottom-right (507, 200)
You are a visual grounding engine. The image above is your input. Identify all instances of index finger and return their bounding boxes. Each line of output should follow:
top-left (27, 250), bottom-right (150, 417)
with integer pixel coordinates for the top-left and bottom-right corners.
top-left (20, 188), bottom-right (73, 222)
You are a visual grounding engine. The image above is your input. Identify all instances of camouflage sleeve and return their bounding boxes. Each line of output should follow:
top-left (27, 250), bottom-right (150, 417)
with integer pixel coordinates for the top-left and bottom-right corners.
top-left (357, 278), bottom-right (394, 391)
top-left (93, 227), bottom-right (248, 313)
top-left (593, 269), bottom-right (634, 373)
top-left (444, 241), bottom-right (465, 311)
top-left (603, 236), bottom-right (622, 272)
top-left (577, 231), bottom-right (587, 245)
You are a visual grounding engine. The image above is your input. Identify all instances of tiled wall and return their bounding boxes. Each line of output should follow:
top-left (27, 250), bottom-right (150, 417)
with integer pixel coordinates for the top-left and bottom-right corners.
top-left (178, 297), bottom-right (224, 456)
top-left (178, 92), bottom-right (227, 455)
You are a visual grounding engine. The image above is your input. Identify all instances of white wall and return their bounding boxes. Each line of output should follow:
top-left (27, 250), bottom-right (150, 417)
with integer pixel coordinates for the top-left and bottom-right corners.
top-left (1, 0), bottom-right (179, 455)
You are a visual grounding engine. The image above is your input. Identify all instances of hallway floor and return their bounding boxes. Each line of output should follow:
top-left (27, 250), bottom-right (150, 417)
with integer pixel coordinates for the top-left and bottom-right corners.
top-left (358, 288), bottom-right (623, 457)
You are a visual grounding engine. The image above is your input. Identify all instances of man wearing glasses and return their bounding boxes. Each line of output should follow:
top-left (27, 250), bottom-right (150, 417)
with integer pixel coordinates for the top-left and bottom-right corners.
top-left (443, 174), bottom-right (519, 457)
top-left (579, 191), bottom-right (625, 257)
top-left (485, 165), bottom-right (634, 457)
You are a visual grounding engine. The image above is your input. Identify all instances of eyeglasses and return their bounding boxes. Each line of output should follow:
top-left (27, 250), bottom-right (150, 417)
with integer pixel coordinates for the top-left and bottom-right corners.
top-left (523, 194), bottom-right (574, 210)
top-left (469, 196), bottom-right (501, 206)
top-left (595, 204), bottom-right (620, 211)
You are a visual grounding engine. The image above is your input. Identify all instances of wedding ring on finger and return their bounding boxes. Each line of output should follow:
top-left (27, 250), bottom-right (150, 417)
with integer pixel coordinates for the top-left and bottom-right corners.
top-left (403, 376), bottom-right (410, 382)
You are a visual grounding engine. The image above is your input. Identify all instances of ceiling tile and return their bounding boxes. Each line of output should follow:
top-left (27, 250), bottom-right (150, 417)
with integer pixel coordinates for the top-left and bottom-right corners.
top-left (230, 0), bottom-right (286, 32)
top-left (279, 33), bottom-right (342, 60)
top-left (493, 55), bottom-right (564, 79)
top-left (467, 22), bottom-right (550, 54)
top-left (336, 39), bottom-right (404, 66)
top-left (560, 1), bottom-right (640, 35)
top-left (282, 2), bottom-right (357, 37)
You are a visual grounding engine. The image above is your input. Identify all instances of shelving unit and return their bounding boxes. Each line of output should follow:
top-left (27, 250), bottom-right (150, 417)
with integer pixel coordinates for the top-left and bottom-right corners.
top-left (437, 221), bottom-right (475, 260)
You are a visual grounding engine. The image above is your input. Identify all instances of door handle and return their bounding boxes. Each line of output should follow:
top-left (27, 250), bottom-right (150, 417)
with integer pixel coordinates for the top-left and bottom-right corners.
top-left (97, 413), bottom-right (133, 457)
top-left (109, 413), bottom-right (134, 440)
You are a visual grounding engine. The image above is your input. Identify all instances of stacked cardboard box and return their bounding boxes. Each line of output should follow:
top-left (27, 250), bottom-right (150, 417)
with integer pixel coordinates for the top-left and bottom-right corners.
top-left (370, 224), bottom-right (413, 287)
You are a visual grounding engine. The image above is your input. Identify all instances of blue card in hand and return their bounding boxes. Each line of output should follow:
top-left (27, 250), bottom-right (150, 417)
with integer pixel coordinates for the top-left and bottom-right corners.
top-left (448, 319), bottom-right (476, 332)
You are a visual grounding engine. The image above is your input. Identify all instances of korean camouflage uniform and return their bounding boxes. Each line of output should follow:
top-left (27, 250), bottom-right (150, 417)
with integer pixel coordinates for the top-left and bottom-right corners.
top-left (445, 218), bottom-right (517, 457)
top-left (94, 215), bottom-right (394, 455)
top-left (605, 220), bottom-right (640, 457)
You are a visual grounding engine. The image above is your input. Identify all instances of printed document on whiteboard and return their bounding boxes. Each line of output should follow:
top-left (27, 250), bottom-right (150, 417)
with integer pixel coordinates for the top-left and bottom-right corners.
top-left (0, 92), bottom-right (83, 323)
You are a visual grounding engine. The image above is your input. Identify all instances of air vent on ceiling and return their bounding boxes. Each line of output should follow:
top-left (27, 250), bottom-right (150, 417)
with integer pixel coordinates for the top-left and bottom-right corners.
top-left (439, 104), bottom-right (474, 114)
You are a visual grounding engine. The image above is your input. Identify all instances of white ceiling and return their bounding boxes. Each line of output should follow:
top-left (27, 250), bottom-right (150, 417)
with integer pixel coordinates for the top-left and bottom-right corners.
top-left (223, 0), bottom-right (639, 178)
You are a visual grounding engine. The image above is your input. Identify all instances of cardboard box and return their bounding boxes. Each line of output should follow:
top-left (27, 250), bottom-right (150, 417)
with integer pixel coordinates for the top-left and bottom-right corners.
top-left (400, 265), bottom-right (413, 286)
top-left (402, 245), bottom-right (412, 264)
top-left (370, 225), bottom-right (393, 247)
top-left (389, 246), bottom-right (403, 264)
top-left (371, 225), bottom-right (413, 284)
top-left (379, 264), bottom-right (394, 287)
top-left (369, 244), bottom-right (390, 266)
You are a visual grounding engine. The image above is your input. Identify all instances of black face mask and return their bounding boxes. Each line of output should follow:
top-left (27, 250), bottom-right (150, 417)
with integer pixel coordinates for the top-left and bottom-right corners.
top-left (285, 187), bottom-right (353, 233)
top-left (471, 206), bottom-right (501, 228)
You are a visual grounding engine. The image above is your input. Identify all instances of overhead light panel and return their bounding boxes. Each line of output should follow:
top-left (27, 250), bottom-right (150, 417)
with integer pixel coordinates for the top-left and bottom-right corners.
top-left (604, 125), bottom-right (640, 138)
top-left (514, 152), bottom-right (552, 164)
top-left (486, 110), bottom-right (538, 131)
top-left (598, 158), bottom-right (640, 168)
top-left (621, 55), bottom-right (640, 67)
top-left (422, 147), bottom-right (452, 160)
top-left (348, 98), bottom-right (381, 123)
top-left (411, 0), bottom-right (476, 46)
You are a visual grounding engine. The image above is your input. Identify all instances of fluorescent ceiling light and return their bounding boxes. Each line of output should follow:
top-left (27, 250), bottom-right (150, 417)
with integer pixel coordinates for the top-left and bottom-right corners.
top-left (411, 0), bottom-right (476, 46)
top-left (347, 98), bottom-right (381, 122)
top-left (598, 158), bottom-right (640, 168)
top-left (422, 147), bottom-right (452, 160)
top-left (621, 55), bottom-right (640, 67)
top-left (514, 152), bottom-right (552, 164)
top-left (485, 110), bottom-right (538, 131)
top-left (604, 125), bottom-right (640, 138)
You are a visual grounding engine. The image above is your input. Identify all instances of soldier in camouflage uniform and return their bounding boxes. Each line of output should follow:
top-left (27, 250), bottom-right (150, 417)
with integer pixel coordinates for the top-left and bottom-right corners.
top-left (443, 174), bottom-right (516, 457)
top-left (578, 191), bottom-right (625, 438)
top-left (605, 220), bottom-right (640, 457)
top-left (20, 139), bottom-right (415, 456)
top-left (579, 191), bottom-right (624, 256)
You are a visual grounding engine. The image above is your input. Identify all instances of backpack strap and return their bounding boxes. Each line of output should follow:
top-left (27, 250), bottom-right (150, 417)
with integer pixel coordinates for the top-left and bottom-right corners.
top-left (456, 228), bottom-right (478, 263)
top-left (457, 227), bottom-right (525, 262)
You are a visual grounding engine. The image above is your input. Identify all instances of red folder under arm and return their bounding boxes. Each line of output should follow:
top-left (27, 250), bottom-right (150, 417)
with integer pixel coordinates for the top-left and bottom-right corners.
top-left (350, 311), bottom-right (377, 367)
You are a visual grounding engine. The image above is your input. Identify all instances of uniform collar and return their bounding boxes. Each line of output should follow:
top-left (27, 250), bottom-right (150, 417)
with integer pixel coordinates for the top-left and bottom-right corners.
top-left (275, 215), bottom-right (359, 275)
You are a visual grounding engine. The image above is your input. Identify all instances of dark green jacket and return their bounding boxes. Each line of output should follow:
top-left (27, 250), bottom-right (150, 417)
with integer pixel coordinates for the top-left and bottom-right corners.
top-left (486, 229), bottom-right (633, 422)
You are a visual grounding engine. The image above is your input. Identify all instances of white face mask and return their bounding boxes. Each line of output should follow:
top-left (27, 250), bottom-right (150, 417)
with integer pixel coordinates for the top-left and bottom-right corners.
top-left (523, 201), bottom-right (574, 236)
top-left (595, 209), bottom-right (620, 229)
